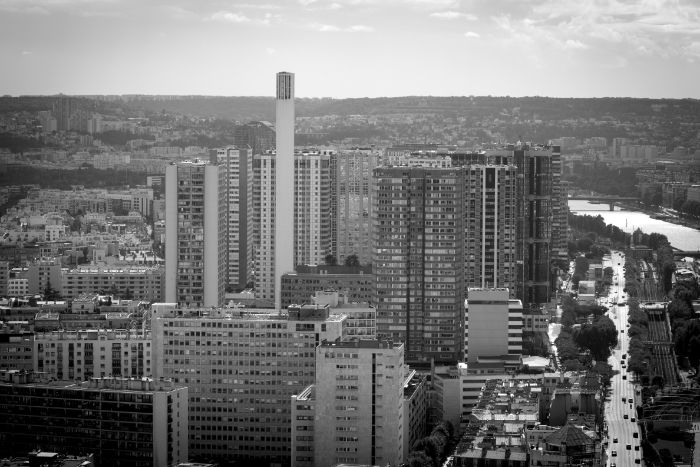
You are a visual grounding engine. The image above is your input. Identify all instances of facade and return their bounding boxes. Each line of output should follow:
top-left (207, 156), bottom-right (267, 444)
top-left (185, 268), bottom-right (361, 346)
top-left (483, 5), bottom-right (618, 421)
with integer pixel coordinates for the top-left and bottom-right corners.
top-left (27, 258), bottom-right (62, 296)
top-left (215, 147), bottom-right (255, 290)
top-left (550, 147), bottom-right (569, 260)
top-left (511, 145), bottom-right (553, 305)
top-left (0, 260), bottom-right (8, 296)
top-left (372, 166), bottom-right (464, 364)
top-left (53, 96), bottom-right (76, 132)
top-left (275, 71), bottom-right (295, 310)
top-left (165, 160), bottom-right (227, 307)
top-left (403, 370), bottom-right (429, 462)
top-left (291, 339), bottom-right (405, 467)
top-left (7, 278), bottom-right (28, 296)
top-left (330, 149), bottom-right (381, 264)
top-left (62, 266), bottom-right (164, 302)
top-left (34, 329), bottom-right (153, 379)
top-left (233, 121), bottom-right (276, 155)
top-left (465, 288), bottom-right (523, 363)
top-left (280, 265), bottom-right (373, 307)
top-left (463, 164), bottom-right (518, 293)
top-left (152, 304), bottom-right (346, 465)
top-left (529, 423), bottom-right (603, 467)
top-left (0, 328), bottom-right (34, 371)
top-left (0, 371), bottom-right (188, 467)
top-left (255, 149), bottom-right (332, 305)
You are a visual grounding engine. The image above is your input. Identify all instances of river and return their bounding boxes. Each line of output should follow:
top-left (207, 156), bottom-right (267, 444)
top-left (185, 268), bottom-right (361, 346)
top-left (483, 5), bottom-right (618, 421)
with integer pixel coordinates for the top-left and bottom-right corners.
top-left (568, 200), bottom-right (700, 251)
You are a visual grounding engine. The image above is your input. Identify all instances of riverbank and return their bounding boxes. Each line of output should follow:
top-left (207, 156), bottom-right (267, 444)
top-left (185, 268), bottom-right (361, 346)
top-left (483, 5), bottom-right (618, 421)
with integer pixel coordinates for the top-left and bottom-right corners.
top-left (616, 202), bottom-right (700, 232)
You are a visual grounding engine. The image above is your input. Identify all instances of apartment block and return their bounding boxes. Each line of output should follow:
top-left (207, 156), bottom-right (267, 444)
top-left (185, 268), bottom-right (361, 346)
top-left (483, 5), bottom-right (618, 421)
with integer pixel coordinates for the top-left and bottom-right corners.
top-left (463, 164), bottom-right (518, 293)
top-left (330, 149), bottom-right (381, 264)
top-left (34, 329), bottom-right (153, 380)
top-left (0, 325), bottom-right (34, 371)
top-left (0, 371), bottom-right (188, 467)
top-left (165, 160), bottom-right (227, 307)
top-left (254, 149), bottom-right (332, 305)
top-left (214, 147), bottom-right (255, 290)
top-left (152, 304), bottom-right (346, 466)
top-left (291, 339), bottom-right (405, 467)
top-left (0, 261), bottom-right (8, 296)
top-left (61, 266), bottom-right (164, 301)
top-left (281, 264), bottom-right (373, 307)
top-left (372, 166), bottom-right (464, 364)
top-left (465, 288), bottom-right (523, 363)
top-left (27, 258), bottom-right (62, 296)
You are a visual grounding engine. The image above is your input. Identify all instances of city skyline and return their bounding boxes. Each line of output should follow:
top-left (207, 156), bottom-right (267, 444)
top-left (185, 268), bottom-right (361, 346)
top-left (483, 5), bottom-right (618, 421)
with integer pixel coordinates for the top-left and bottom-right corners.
top-left (1, 0), bottom-right (699, 99)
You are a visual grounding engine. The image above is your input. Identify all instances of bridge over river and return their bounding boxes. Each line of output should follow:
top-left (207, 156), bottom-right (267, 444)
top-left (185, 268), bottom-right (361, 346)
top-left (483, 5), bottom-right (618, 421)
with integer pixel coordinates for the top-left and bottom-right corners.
top-left (568, 196), bottom-right (643, 210)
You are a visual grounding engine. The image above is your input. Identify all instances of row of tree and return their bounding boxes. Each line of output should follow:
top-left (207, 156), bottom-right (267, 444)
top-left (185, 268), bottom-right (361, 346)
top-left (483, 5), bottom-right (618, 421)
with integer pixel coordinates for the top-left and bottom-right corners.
top-left (568, 213), bottom-right (629, 246)
top-left (672, 197), bottom-right (700, 219)
top-left (400, 421), bottom-right (454, 467)
top-left (565, 165), bottom-right (639, 198)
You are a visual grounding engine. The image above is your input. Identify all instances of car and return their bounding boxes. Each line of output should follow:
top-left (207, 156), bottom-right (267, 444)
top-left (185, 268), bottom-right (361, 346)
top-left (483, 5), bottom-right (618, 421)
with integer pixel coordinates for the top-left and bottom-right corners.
top-left (635, 459), bottom-right (641, 464)
top-left (611, 463), bottom-right (616, 467)
top-left (630, 404), bottom-right (633, 409)
top-left (624, 414), bottom-right (629, 419)
top-left (631, 417), bottom-right (636, 422)
top-left (612, 451), bottom-right (617, 457)
top-left (635, 446), bottom-right (640, 451)
top-left (613, 437), bottom-right (618, 443)
top-left (622, 397), bottom-right (626, 402)
top-left (626, 444), bottom-right (631, 450)
top-left (623, 375), bottom-right (627, 380)
top-left (633, 432), bottom-right (638, 439)
top-left (621, 330), bottom-right (625, 334)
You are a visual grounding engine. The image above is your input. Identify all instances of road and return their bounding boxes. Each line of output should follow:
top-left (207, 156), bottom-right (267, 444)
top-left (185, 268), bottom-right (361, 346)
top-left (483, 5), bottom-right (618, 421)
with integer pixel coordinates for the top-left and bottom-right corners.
top-left (603, 250), bottom-right (642, 467)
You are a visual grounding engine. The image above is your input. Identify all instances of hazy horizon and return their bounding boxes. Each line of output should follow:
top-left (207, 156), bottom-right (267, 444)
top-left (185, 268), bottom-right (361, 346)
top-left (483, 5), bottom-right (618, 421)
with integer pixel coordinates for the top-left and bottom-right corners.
top-left (2, 0), bottom-right (699, 99)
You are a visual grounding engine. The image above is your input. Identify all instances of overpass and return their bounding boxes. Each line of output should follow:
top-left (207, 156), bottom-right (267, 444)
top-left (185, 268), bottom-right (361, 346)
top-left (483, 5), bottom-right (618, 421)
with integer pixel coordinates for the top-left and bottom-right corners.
top-left (568, 196), bottom-right (643, 210)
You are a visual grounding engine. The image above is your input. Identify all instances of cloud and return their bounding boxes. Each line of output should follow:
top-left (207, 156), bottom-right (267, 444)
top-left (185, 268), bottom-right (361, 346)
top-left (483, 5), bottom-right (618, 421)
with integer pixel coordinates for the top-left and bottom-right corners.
top-left (22, 51), bottom-right (32, 55)
top-left (0, 4), bottom-right (51, 14)
top-left (76, 10), bottom-right (126, 18)
top-left (464, 31), bottom-right (480, 37)
top-left (564, 39), bottom-right (587, 49)
top-left (318, 0), bottom-right (458, 9)
top-left (430, 11), bottom-right (477, 20)
top-left (329, 3), bottom-right (342, 9)
top-left (299, 0), bottom-right (317, 4)
top-left (310, 22), bottom-right (374, 32)
top-left (234, 3), bottom-right (282, 9)
top-left (266, 47), bottom-right (275, 54)
top-left (211, 11), bottom-right (251, 23)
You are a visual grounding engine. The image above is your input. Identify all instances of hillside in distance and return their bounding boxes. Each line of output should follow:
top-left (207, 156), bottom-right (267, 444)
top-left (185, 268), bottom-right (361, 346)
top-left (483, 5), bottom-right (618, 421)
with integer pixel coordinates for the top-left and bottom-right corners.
top-left (126, 95), bottom-right (700, 122)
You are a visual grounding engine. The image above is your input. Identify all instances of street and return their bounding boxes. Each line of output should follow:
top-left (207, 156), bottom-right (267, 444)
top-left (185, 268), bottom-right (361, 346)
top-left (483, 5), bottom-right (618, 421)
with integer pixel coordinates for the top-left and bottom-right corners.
top-left (603, 250), bottom-right (642, 467)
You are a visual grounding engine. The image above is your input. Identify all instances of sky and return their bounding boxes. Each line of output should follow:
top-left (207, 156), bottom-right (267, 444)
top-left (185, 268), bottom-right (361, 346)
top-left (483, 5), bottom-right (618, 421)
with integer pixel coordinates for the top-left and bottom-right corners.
top-left (1, 0), bottom-right (699, 99)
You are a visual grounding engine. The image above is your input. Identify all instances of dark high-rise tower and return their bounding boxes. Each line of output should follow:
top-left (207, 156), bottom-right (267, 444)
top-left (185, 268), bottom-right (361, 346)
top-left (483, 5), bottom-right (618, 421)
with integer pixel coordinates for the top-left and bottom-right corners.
top-left (53, 96), bottom-right (76, 132)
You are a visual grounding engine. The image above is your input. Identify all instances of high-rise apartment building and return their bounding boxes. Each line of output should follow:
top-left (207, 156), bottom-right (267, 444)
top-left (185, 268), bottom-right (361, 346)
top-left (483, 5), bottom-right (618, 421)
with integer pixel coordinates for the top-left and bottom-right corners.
top-left (372, 166), bottom-right (464, 364)
top-left (255, 149), bottom-right (332, 304)
top-left (152, 304), bottom-right (346, 466)
top-left (330, 149), bottom-right (381, 264)
top-left (215, 146), bottom-right (255, 290)
top-left (165, 159), bottom-right (227, 307)
top-left (275, 71), bottom-right (295, 310)
top-left (0, 371), bottom-right (188, 467)
top-left (485, 145), bottom-right (554, 304)
top-left (53, 96), bottom-right (76, 132)
top-left (463, 164), bottom-right (518, 294)
top-left (550, 146), bottom-right (569, 260)
top-left (464, 288), bottom-right (522, 363)
top-left (291, 339), bottom-right (406, 467)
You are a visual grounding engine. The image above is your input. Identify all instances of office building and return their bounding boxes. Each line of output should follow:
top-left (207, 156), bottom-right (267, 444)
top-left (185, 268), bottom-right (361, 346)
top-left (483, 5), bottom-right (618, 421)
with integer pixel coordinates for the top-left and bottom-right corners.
top-left (0, 371), bottom-right (188, 467)
top-left (214, 147), bottom-right (255, 290)
top-left (34, 329), bottom-right (153, 379)
top-left (330, 149), bottom-right (381, 264)
top-left (255, 149), bottom-right (332, 305)
top-left (372, 166), bottom-right (464, 364)
top-left (152, 303), bottom-right (346, 466)
top-left (463, 164), bottom-right (518, 293)
top-left (275, 71), bottom-right (295, 310)
top-left (281, 264), bottom-right (373, 307)
top-left (234, 121), bottom-right (276, 155)
top-left (165, 160), bottom-right (227, 307)
top-left (291, 339), bottom-right (405, 467)
top-left (464, 288), bottom-right (522, 363)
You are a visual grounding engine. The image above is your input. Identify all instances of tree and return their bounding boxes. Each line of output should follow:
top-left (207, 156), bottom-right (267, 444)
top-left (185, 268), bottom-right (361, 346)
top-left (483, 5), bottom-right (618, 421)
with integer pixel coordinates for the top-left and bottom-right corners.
top-left (574, 315), bottom-right (618, 361)
top-left (123, 287), bottom-right (134, 300)
top-left (344, 254), bottom-right (361, 267)
top-left (43, 280), bottom-right (63, 302)
top-left (324, 254), bottom-right (337, 266)
top-left (689, 336), bottom-right (700, 370)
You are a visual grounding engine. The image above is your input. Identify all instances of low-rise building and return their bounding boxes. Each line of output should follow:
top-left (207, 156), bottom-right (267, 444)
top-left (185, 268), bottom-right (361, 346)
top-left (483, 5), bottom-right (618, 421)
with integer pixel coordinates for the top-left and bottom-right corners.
top-left (0, 324), bottom-right (33, 371)
top-left (7, 278), bottom-right (28, 296)
top-left (0, 371), bottom-right (188, 466)
top-left (281, 265), bottom-right (373, 307)
top-left (62, 266), bottom-right (164, 302)
top-left (34, 329), bottom-right (153, 379)
top-left (529, 423), bottom-right (603, 467)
